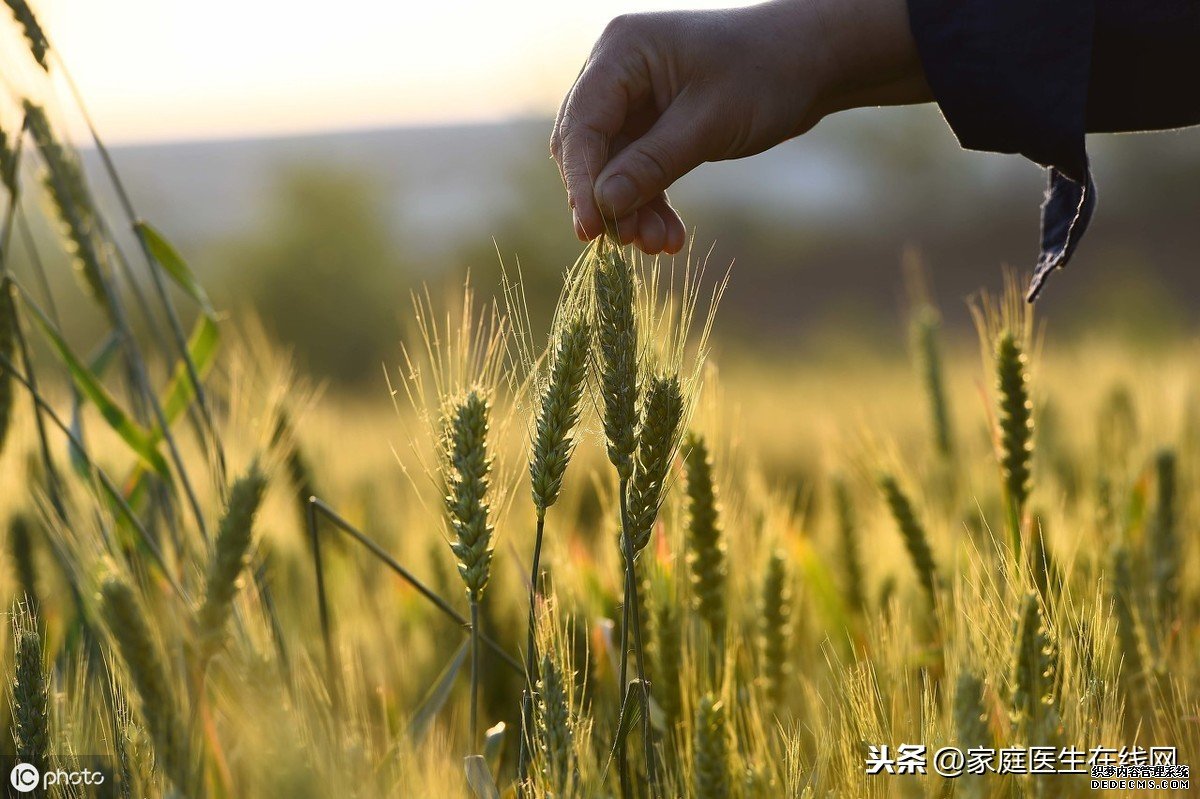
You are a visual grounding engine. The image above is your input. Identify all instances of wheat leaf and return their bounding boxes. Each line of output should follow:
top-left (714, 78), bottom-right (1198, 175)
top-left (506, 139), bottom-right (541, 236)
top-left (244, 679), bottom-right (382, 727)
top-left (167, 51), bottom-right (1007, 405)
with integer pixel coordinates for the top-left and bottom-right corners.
top-left (135, 220), bottom-right (215, 315)
top-left (23, 295), bottom-right (170, 478)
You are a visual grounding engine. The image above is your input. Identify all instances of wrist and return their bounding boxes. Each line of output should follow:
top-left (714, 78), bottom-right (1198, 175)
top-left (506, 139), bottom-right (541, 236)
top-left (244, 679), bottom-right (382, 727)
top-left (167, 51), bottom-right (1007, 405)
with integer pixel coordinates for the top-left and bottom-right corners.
top-left (785, 0), bottom-right (931, 118)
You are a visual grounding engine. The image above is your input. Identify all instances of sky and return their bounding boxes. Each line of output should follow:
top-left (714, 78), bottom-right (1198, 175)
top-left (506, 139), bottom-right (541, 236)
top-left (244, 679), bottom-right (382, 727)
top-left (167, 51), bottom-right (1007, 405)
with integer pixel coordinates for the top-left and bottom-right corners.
top-left (33, 0), bottom-right (747, 143)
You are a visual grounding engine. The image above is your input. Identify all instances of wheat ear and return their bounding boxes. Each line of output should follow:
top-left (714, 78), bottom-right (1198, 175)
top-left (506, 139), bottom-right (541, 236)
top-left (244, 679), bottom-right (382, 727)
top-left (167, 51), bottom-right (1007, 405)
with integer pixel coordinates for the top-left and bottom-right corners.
top-left (442, 388), bottom-right (494, 747)
top-left (693, 694), bottom-right (730, 799)
top-left (878, 474), bottom-right (938, 604)
top-left (684, 432), bottom-right (727, 647)
top-left (100, 575), bottom-right (190, 792)
top-left (759, 549), bottom-right (793, 708)
top-left (195, 463), bottom-right (266, 660)
top-left (832, 478), bottom-right (865, 613)
top-left (11, 604), bottom-right (49, 772)
top-left (3, 0), bottom-right (49, 69)
top-left (1150, 449), bottom-right (1178, 619)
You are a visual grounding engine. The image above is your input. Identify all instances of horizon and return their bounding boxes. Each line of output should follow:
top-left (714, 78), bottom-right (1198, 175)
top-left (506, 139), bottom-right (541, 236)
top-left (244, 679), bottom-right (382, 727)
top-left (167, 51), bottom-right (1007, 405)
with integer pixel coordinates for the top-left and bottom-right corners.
top-left (98, 112), bottom-right (553, 150)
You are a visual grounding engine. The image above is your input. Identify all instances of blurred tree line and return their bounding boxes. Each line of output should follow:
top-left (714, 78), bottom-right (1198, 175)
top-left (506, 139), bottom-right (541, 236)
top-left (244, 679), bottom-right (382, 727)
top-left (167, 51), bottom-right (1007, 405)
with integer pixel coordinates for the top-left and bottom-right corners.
top-left (176, 109), bottom-right (1200, 384)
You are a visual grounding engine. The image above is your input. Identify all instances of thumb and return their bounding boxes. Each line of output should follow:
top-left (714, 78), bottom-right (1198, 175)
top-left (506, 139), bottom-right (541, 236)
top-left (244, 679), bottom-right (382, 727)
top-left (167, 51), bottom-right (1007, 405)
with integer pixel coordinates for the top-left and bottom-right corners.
top-left (594, 100), bottom-right (709, 219)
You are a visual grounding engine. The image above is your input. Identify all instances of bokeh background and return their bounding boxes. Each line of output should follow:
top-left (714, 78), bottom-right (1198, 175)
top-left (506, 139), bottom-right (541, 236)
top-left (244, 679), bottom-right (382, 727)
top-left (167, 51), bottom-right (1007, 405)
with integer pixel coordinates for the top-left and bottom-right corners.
top-left (35, 0), bottom-right (1200, 384)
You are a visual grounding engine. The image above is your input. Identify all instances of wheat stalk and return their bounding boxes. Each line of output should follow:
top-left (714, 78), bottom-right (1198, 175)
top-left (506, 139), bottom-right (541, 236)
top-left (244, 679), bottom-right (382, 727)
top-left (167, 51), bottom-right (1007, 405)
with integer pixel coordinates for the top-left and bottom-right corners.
top-left (590, 237), bottom-right (649, 795)
top-left (530, 314), bottom-right (591, 515)
top-left (971, 276), bottom-right (1036, 556)
top-left (1010, 592), bottom-right (1057, 741)
top-left (11, 603), bottom-right (48, 772)
top-left (534, 650), bottom-right (574, 793)
top-left (627, 373), bottom-right (685, 554)
top-left (832, 477), bottom-right (865, 613)
top-left (592, 239), bottom-right (639, 481)
top-left (684, 432), bottom-right (726, 647)
top-left (442, 388), bottom-right (495, 747)
top-left (520, 311), bottom-right (590, 784)
top-left (693, 694), bottom-right (730, 799)
top-left (23, 102), bottom-right (112, 320)
top-left (952, 670), bottom-right (990, 799)
top-left (8, 512), bottom-right (37, 608)
top-left (99, 574), bottom-right (190, 792)
top-left (1150, 448), bottom-right (1178, 619)
top-left (195, 462), bottom-right (266, 660)
top-left (996, 330), bottom-right (1034, 537)
top-left (759, 549), bottom-right (792, 708)
top-left (1110, 545), bottom-right (1149, 712)
top-left (911, 305), bottom-right (955, 461)
top-left (878, 474), bottom-right (938, 605)
top-left (443, 389), bottom-right (495, 604)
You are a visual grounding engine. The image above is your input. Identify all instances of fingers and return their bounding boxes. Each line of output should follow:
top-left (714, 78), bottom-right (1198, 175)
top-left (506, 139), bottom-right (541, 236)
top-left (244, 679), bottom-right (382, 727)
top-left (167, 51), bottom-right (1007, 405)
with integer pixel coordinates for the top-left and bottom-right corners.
top-left (551, 41), bottom-right (650, 240)
top-left (593, 98), bottom-right (710, 222)
top-left (631, 195), bottom-right (686, 255)
top-left (634, 205), bottom-right (666, 254)
top-left (652, 194), bottom-right (687, 254)
top-left (551, 14), bottom-right (700, 246)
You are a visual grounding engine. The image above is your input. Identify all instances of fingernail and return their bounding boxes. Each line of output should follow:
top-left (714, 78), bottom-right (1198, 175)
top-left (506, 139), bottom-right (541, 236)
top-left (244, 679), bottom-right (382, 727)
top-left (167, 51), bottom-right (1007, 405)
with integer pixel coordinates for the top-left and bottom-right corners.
top-left (597, 175), bottom-right (638, 214)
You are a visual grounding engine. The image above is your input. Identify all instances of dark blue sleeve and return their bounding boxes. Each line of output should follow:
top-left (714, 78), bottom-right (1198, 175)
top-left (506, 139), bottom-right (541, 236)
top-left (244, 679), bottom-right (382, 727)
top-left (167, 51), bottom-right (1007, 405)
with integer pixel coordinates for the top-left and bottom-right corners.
top-left (906, 0), bottom-right (1200, 301)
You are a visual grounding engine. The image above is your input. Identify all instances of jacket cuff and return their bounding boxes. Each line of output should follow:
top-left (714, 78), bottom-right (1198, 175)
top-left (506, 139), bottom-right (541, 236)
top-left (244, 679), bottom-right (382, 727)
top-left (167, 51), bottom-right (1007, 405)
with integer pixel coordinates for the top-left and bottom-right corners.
top-left (907, 0), bottom-right (1097, 299)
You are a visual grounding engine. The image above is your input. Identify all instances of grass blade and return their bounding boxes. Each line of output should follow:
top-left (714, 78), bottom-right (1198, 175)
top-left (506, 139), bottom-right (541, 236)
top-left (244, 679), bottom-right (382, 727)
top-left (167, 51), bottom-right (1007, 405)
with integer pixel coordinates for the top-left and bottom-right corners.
top-left (21, 290), bottom-right (170, 478)
top-left (134, 221), bottom-right (215, 315)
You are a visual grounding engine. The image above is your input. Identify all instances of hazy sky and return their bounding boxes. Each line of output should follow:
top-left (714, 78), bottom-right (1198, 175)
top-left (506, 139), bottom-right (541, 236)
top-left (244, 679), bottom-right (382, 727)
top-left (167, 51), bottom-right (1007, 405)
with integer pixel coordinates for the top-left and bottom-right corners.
top-left (34, 0), bottom-right (747, 143)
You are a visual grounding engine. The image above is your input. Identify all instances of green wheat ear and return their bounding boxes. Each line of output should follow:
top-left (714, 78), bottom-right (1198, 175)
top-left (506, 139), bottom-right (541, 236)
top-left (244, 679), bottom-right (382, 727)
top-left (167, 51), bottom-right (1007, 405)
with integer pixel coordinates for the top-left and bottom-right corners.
top-left (3, 0), bottom-right (49, 69)
top-left (8, 512), bottom-right (38, 608)
top-left (996, 329), bottom-right (1034, 527)
top-left (1110, 545), bottom-right (1149, 706)
top-left (1010, 592), bottom-right (1057, 734)
top-left (24, 102), bottom-right (113, 321)
top-left (100, 575), bottom-right (190, 793)
top-left (878, 474), bottom-right (938, 604)
top-left (530, 313), bottom-right (590, 513)
top-left (196, 463), bottom-right (267, 659)
top-left (443, 389), bottom-right (495, 603)
top-left (11, 604), bottom-right (49, 773)
top-left (953, 671), bottom-right (990, 748)
top-left (693, 694), bottom-right (730, 799)
top-left (832, 477), bottom-right (865, 613)
top-left (592, 239), bottom-right (639, 481)
top-left (534, 650), bottom-right (574, 793)
top-left (627, 373), bottom-right (685, 554)
top-left (1150, 448), bottom-right (1178, 619)
top-left (684, 432), bottom-right (727, 644)
top-left (953, 670), bottom-right (991, 799)
top-left (270, 405), bottom-right (319, 519)
top-left (759, 549), bottom-right (792, 708)
top-left (911, 304), bottom-right (955, 461)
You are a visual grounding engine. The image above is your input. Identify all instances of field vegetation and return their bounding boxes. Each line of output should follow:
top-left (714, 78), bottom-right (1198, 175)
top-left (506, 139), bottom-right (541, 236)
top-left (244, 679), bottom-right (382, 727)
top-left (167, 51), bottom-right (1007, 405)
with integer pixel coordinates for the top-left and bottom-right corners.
top-left (0, 2), bottom-right (1195, 798)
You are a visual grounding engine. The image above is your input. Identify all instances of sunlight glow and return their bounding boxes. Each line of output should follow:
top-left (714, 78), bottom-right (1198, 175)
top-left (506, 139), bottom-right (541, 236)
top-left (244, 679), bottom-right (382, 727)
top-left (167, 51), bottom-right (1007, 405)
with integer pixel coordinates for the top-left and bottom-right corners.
top-left (36, 0), bottom-right (748, 143)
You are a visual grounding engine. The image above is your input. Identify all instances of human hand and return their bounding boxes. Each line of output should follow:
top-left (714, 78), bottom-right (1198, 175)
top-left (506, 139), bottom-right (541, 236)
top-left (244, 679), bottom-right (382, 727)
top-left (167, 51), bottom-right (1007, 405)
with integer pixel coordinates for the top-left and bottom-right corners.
top-left (551, 0), bottom-right (931, 254)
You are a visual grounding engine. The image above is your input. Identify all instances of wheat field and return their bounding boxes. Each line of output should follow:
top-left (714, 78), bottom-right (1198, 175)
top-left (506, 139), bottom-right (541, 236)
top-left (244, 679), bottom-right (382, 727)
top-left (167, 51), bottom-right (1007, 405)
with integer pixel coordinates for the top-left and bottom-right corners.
top-left (0, 2), bottom-right (1196, 798)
